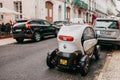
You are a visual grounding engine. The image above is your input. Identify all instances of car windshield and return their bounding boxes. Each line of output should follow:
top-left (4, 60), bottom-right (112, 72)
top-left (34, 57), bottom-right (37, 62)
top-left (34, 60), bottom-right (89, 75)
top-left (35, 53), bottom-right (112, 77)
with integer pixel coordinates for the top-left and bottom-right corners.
top-left (95, 20), bottom-right (118, 29)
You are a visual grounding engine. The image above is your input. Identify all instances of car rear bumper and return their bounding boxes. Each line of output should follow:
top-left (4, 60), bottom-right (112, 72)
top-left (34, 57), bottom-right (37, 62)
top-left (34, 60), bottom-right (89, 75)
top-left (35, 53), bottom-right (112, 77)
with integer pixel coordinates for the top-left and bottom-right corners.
top-left (98, 38), bottom-right (120, 45)
top-left (55, 52), bottom-right (79, 70)
top-left (12, 33), bottom-right (33, 39)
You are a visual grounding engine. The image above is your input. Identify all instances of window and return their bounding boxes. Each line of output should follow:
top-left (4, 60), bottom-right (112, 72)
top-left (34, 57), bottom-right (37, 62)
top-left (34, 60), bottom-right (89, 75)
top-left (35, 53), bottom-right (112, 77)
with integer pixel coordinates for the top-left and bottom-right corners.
top-left (14, 1), bottom-right (22, 19)
top-left (0, 3), bottom-right (3, 8)
top-left (82, 27), bottom-right (95, 41)
top-left (0, 3), bottom-right (3, 20)
top-left (43, 21), bottom-right (50, 26)
top-left (95, 20), bottom-right (118, 29)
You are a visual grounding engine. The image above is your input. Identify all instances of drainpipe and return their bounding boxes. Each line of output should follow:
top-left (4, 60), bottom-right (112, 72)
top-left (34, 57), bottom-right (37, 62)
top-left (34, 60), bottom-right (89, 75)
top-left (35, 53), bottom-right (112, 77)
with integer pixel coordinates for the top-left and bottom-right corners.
top-left (64, 0), bottom-right (66, 20)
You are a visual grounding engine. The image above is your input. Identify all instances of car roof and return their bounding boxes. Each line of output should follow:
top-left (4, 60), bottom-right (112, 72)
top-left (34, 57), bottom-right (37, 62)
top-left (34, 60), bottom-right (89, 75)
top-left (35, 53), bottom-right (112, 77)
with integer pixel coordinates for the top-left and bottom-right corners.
top-left (96, 18), bottom-right (118, 21)
top-left (28, 19), bottom-right (46, 22)
top-left (54, 20), bottom-right (68, 22)
top-left (16, 19), bottom-right (28, 23)
top-left (17, 19), bottom-right (47, 22)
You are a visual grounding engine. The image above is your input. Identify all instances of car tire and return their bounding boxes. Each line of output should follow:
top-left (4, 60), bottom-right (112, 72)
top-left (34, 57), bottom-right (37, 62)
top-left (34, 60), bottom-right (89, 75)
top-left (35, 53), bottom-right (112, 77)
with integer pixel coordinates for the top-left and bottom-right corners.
top-left (117, 45), bottom-right (120, 50)
top-left (33, 32), bottom-right (41, 42)
top-left (94, 46), bottom-right (100, 61)
top-left (16, 38), bottom-right (24, 43)
top-left (46, 55), bottom-right (55, 68)
top-left (80, 56), bottom-right (90, 76)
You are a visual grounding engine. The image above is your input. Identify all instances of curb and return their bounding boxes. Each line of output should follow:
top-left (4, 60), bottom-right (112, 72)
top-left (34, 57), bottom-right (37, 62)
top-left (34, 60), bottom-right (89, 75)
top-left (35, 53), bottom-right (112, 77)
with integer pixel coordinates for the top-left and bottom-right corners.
top-left (96, 53), bottom-right (113, 80)
top-left (0, 35), bottom-right (12, 39)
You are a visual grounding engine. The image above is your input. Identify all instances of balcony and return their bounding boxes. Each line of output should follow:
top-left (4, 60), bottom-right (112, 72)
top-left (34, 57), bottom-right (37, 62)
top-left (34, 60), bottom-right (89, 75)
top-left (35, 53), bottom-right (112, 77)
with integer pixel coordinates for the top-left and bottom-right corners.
top-left (73, 0), bottom-right (88, 9)
top-left (81, 1), bottom-right (88, 9)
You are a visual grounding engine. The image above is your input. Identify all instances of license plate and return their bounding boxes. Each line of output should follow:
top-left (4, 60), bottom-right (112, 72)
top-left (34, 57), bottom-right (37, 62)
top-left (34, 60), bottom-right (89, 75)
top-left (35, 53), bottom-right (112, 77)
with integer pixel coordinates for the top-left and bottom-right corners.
top-left (97, 31), bottom-right (113, 35)
top-left (100, 31), bottom-right (106, 34)
top-left (60, 59), bottom-right (67, 65)
top-left (16, 29), bottom-right (22, 32)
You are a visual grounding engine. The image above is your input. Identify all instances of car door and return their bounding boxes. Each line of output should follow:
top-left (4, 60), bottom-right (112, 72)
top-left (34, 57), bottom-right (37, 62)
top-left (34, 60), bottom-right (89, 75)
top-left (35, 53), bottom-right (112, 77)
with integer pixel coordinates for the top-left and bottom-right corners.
top-left (82, 27), bottom-right (97, 55)
top-left (42, 20), bottom-right (55, 35)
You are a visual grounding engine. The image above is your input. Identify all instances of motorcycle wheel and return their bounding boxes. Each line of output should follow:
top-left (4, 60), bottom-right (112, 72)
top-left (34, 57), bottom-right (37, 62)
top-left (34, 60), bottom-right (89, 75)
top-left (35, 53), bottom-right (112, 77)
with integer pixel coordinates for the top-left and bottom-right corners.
top-left (94, 46), bottom-right (100, 61)
top-left (46, 55), bottom-right (55, 68)
top-left (80, 56), bottom-right (90, 76)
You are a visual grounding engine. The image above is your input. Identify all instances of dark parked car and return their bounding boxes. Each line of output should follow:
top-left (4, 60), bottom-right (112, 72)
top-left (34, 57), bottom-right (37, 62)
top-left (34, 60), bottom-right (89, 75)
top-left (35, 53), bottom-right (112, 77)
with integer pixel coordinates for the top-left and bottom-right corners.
top-left (94, 18), bottom-right (120, 46)
top-left (12, 19), bottom-right (59, 43)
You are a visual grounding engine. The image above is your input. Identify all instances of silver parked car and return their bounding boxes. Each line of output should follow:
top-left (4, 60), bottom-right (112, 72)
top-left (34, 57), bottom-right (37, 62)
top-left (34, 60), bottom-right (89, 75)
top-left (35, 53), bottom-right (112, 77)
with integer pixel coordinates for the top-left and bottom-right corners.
top-left (94, 18), bottom-right (120, 46)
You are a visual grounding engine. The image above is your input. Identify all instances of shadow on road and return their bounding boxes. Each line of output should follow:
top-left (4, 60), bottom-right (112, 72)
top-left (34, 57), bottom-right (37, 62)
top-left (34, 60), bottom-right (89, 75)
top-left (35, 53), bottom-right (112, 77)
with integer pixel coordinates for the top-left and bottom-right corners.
top-left (15, 36), bottom-right (56, 45)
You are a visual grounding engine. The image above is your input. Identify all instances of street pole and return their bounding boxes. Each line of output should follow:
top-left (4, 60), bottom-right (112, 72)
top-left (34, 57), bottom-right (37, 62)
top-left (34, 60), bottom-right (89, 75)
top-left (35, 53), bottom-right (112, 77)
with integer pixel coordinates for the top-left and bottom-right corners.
top-left (64, 0), bottom-right (66, 20)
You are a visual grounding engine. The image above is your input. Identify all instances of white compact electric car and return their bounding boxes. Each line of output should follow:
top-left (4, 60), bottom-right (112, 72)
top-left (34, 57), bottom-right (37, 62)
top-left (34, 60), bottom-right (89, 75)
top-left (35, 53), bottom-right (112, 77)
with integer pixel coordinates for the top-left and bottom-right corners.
top-left (46, 24), bottom-right (100, 76)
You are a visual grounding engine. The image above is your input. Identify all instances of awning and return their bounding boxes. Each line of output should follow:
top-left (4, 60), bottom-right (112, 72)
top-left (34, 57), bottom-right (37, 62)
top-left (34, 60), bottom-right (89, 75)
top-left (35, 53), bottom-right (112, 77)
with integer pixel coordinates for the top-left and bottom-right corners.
top-left (0, 7), bottom-right (20, 15)
top-left (73, 0), bottom-right (88, 9)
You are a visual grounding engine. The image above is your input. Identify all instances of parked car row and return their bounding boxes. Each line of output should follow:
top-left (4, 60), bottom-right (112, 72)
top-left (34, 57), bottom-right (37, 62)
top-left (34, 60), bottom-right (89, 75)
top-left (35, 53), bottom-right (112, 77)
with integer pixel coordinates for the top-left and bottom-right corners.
top-left (12, 18), bottom-right (85, 43)
top-left (12, 18), bottom-right (120, 48)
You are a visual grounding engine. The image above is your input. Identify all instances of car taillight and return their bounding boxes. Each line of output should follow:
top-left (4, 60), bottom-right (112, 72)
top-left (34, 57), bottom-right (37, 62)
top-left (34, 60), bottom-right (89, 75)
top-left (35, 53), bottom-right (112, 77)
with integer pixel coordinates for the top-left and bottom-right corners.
top-left (58, 35), bottom-right (74, 41)
top-left (73, 60), bottom-right (76, 65)
top-left (118, 22), bottom-right (120, 29)
top-left (25, 22), bottom-right (31, 29)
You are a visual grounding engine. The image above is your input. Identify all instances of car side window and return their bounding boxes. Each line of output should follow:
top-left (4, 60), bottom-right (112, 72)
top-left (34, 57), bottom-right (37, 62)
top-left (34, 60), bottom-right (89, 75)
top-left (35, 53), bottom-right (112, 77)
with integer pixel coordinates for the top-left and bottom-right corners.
top-left (108, 21), bottom-right (118, 29)
top-left (29, 21), bottom-right (38, 24)
top-left (82, 27), bottom-right (95, 41)
top-left (43, 21), bottom-right (51, 26)
top-left (38, 21), bottom-right (45, 25)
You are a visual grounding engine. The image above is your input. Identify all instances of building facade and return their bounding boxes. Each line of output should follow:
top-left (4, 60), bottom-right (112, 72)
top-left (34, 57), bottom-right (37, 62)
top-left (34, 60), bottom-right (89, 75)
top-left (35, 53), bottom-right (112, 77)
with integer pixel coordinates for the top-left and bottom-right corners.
top-left (0, 0), bottom-right (118, 24)
top-left (106, 0), bottom-right (118, 17)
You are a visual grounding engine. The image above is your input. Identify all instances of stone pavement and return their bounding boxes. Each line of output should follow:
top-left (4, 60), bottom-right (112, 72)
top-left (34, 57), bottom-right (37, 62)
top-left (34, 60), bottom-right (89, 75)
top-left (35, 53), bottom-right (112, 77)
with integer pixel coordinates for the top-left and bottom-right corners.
top-left (97, 51), bottom-right (120, 80)
top-left (0, 38), bottom-right (16, 46)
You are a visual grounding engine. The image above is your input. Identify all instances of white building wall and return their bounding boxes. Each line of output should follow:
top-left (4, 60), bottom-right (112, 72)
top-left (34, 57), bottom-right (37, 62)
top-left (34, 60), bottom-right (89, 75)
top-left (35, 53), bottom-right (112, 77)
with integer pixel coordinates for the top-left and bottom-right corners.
top-left (0, 0), bottom-right (118, 24)
top-left (53, 0), bottom-right (64, 21)
top-left (38, 0), bottom-right (65, 21)
top-left (95, 0), bottom-right (108, 17)
top-left (37, 0), bottom-right (45, 19)
top-left (0, 0), bottom-right (36, 23)
top-left (0, 0), bottom-right (15, 23)
top-left (22, 0), bottom-right (36, 19)
top-left (106, 0), bottom-right (118, 17)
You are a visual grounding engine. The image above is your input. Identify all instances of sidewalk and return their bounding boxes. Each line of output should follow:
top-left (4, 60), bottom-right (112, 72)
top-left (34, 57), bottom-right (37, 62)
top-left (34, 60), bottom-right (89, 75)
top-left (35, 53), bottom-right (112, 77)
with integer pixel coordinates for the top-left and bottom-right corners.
top-left (0, 38), bottom-right (16, 46)
top-left (97, 51), bottom-right (120, 80)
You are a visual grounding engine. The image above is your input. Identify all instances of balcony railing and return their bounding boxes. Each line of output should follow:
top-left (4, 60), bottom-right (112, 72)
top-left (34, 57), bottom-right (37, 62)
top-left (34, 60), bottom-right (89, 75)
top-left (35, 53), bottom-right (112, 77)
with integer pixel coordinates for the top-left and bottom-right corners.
top-left (73, 0), bottom-right (88, 9)
top-left (81, 1), bottom-right (88, 9)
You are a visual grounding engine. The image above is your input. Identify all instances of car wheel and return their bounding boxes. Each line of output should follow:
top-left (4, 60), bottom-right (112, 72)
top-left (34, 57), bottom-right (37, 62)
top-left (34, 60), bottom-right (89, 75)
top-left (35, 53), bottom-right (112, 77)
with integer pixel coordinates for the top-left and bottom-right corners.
top-left (117, 45), bottom-right (120, 50)
top-left (80, 56), bottom-right (89, 76)
top-left (16, 38), bottom-right (24, 43)
top-left (46, 55), bottom-right (55, 68)
top-left (55, 29), bottom-right (59, 37)
top-left (33, 32), bottom-right (41, 42)
top-left (94, 46), bottom-right (100, 61)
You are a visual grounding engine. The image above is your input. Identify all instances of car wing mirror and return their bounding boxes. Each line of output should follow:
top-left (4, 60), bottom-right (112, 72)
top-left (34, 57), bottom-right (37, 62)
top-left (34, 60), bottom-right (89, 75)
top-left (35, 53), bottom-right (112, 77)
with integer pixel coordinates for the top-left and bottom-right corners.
top-left (83, 39), bottom-right (97, 52)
